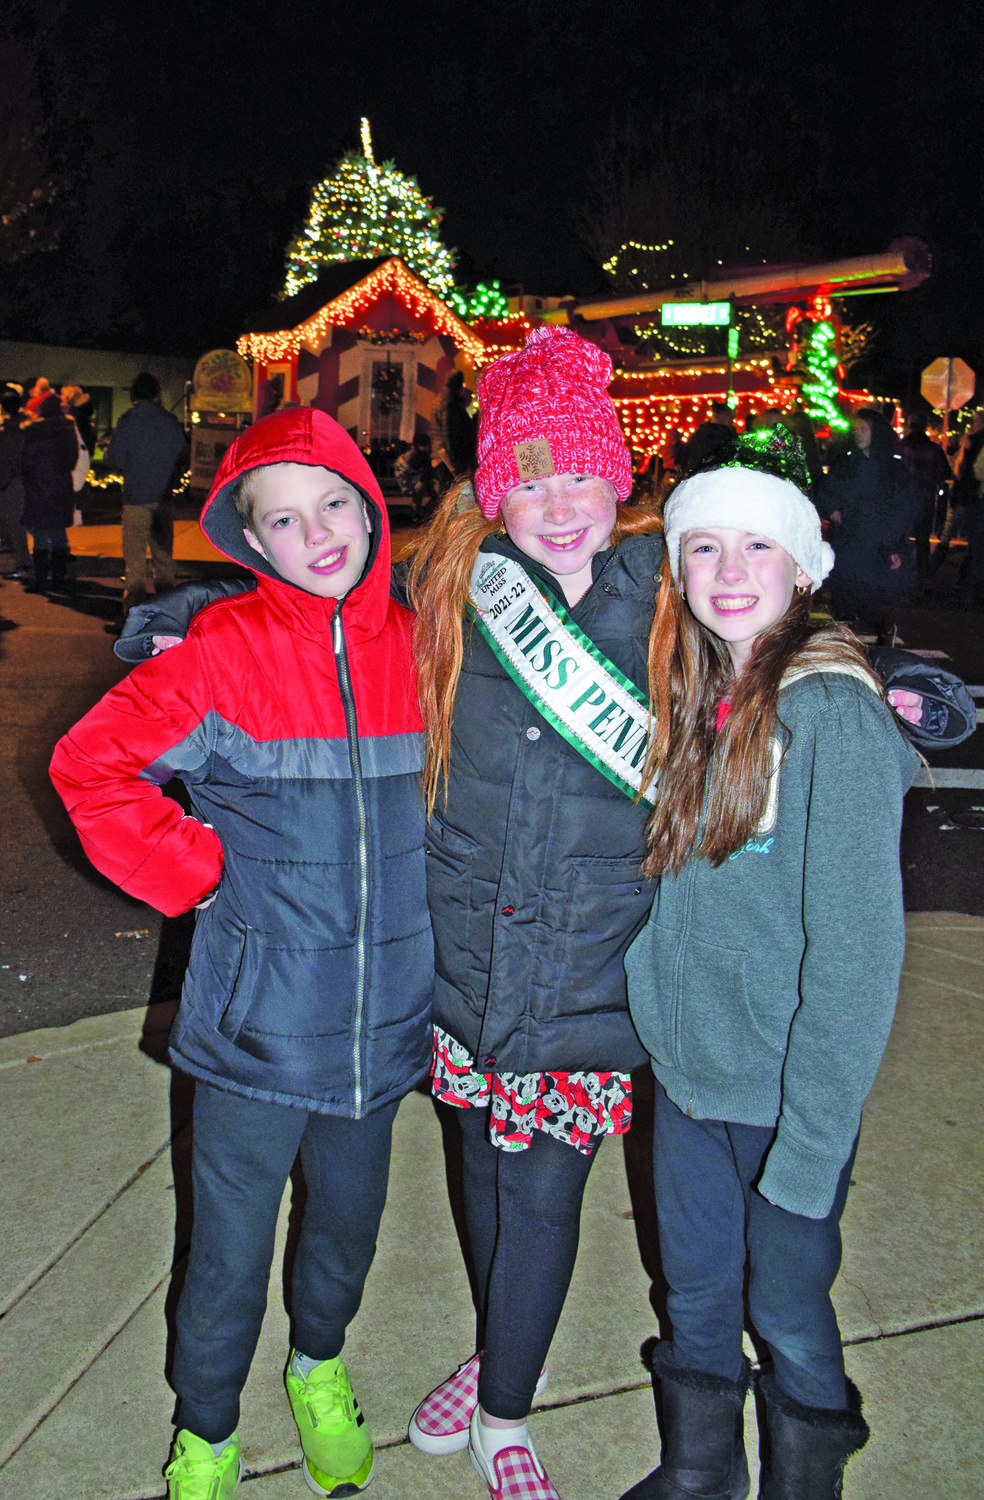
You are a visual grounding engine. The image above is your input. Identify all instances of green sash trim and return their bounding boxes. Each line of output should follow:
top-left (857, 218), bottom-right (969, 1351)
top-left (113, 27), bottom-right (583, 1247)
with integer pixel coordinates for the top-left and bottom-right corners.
top-left (468, 551), bottom-right (656, 804)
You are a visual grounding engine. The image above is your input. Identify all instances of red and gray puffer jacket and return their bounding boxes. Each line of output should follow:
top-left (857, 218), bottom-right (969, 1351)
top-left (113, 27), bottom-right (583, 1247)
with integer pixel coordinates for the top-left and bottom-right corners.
top-left (50, 408), bottom-right (432, 1117)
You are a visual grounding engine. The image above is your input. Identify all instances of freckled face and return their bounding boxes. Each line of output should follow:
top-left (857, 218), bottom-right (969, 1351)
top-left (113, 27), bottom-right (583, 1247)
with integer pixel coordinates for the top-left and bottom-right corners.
top-left (498, 473), bottom-right (618, 605)
top-left (244, 463), bottom-right (372, 599)
top-left (681, 526), bottom-right (810, 674)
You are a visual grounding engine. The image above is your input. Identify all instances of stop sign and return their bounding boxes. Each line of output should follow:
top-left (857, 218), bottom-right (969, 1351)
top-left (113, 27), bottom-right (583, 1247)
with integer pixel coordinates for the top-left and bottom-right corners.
top-left (921, 357), bottom-right (976, 410)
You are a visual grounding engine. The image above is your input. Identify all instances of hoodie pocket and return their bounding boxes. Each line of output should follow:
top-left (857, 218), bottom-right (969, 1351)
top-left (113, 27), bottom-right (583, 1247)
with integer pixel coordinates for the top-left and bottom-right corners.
top-left (641, 927), bottom-right (783, 1082)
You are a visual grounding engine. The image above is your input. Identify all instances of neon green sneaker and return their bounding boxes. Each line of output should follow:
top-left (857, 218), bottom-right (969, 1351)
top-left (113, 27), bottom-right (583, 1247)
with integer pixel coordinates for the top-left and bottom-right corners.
top-left (164, 1429), bottom-right (242, 1499)
top-left (285, 1353), bottom-right (375, 1495)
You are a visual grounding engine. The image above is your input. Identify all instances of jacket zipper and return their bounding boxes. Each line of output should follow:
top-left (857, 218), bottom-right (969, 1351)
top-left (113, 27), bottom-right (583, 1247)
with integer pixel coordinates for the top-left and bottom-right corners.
top-left (333, 607), bottom-right (369, 1118)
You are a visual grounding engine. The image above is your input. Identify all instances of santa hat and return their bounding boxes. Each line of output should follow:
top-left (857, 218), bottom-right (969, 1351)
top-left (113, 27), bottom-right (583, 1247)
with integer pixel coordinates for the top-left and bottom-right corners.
top-left (474, 327), bottom-right (633, 517)
top-left (663, 466), bottom-right (834, 593)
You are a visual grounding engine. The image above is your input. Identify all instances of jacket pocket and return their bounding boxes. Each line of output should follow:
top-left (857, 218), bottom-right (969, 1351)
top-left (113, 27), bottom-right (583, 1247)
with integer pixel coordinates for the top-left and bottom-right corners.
top-left (564, 855), bottom-right (651, 948)
top-left (548, 856), bottom-right (653, 1012)
top-left (215, 924), bottom-right (260, 1041)
top-left (426, 814), bottom-right (482, 972)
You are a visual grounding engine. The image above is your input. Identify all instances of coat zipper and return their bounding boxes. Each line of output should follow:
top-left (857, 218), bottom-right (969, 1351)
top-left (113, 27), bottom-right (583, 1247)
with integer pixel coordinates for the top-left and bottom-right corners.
top-left (333, 607), bottom-right (369, 1117)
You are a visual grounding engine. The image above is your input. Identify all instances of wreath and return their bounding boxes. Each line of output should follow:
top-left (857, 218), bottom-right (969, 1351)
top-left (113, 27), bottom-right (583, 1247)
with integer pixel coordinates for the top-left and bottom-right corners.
top-left (372, 361), bottom-right (404, 414)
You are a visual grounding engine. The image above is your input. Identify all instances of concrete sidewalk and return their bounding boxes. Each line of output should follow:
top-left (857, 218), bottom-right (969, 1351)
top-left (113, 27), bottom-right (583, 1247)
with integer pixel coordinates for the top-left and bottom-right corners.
top-left (1, 914), bottom-right (981, 1500)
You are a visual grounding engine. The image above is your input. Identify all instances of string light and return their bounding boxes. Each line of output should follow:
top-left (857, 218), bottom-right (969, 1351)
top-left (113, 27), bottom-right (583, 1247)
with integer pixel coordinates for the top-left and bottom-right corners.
top-left (786, 306), bottom-right (849, 431)
top-left (609, 359), bottom-right (797, 457)
top-left (281, 119), bottom-right (457, 300)
top-left (238, 257), bottom-right (487, 365)
top-left (448, 281), bottom-right (512, 321)
top-left (603, 239), bottom-right (674, 280)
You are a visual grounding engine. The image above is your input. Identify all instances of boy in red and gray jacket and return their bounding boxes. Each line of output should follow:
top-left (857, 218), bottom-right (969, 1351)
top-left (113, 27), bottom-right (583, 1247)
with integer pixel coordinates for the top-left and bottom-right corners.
top-left (51, 408), bottom-right (432, 1499)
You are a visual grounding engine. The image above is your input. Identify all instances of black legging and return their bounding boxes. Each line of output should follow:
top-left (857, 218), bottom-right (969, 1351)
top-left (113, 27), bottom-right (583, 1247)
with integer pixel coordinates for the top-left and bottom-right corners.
top-left (457, 1104), bottom-right (600, 1420)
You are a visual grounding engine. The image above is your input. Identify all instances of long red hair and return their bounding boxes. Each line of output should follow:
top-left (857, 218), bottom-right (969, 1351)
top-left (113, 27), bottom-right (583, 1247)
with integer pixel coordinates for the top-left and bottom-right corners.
top-left (406, 478), bottom-right (663, 815)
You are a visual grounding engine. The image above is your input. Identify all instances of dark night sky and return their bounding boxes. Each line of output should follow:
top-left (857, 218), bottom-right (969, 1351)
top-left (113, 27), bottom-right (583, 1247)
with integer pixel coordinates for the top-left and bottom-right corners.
top-left (3, 0), bottom-right (982, 401)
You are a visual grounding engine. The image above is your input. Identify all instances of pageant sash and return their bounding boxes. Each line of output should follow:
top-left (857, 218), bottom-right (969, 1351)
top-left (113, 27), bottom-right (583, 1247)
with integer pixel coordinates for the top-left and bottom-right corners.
top-left (468, 551), bottom-right (656, 804)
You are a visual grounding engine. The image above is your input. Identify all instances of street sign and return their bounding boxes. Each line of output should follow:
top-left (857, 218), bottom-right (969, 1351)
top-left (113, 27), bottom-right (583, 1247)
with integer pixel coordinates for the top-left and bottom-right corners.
top-left (921, 357), bottom-right (975, 411)
top-left (661, 301), bottom-right (732, 327)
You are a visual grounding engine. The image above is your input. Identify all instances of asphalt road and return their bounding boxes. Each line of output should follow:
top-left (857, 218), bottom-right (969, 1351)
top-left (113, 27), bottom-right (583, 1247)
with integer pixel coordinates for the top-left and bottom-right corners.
top-left (1, 541), bottom-right (981, 1040)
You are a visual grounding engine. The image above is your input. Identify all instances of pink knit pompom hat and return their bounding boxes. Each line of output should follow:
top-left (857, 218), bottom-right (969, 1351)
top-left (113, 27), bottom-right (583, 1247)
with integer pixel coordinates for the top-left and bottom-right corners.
top-left (474, 326), bottom-right (633, 517)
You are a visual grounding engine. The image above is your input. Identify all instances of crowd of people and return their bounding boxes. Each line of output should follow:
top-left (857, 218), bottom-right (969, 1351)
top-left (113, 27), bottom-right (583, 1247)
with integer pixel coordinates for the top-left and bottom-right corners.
top-left (0, 371), bottom-right (187, 607)
top-left (46, 327), bottom-right (976, 1500)
top-left (0, 377), bottom-right (94, 590)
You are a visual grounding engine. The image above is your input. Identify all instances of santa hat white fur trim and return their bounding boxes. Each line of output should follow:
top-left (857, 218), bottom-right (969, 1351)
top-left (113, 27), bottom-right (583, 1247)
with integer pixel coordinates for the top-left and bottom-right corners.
top-left (663, 467), bottom-right (834, 593)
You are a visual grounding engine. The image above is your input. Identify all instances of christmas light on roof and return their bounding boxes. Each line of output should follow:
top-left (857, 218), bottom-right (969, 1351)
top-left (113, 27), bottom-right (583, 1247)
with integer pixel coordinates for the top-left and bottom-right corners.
top-left (240, 257), bottom-right (486, 365)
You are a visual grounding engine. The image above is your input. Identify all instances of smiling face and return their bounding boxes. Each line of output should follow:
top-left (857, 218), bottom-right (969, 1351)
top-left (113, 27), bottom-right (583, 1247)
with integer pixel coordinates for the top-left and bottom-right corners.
top-left (497, 472), bottom-right (618, 605)
top-left (680, 526), bottom-right (811, 674)
top-left (244, 463), bottom-right (372, 599)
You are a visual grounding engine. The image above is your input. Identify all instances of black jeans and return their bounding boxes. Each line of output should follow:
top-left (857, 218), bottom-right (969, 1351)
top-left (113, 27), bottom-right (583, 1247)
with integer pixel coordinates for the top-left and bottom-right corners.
top-left (173, 1082), bottom-right (398, 1441)
top-left (457, 1104), bottom-right (599, 1421)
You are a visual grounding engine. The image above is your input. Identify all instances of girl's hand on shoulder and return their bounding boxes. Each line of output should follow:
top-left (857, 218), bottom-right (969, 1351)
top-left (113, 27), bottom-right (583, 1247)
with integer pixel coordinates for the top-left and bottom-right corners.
top-left (151, 634), bottom-right (184, 654)
top-left (888, 688), bottom-right (923, 724)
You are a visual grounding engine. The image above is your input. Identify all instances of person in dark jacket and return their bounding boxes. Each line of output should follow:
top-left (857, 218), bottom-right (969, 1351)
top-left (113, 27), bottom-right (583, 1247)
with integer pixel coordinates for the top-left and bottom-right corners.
top-left (60, 384), bottom-right (97, 456)
top-left (931, 411), bottom-right (984, 597)
top-left (400, 327), bottom-right (663, 1500)
top-left (0, 384), bottom-right (32, 578)
top-left (816, 407), bottom-right (921, 642)
top-left (104, 371), bottom-right (189, 612)
top-left (50, 408), bottom-right (433, 1500)
top-left (395, 428), bottom-right (439, 524)
top-left (437, 368), bottom-right (478, 477)
top-left (680, 400), bottom-right (736, 475)
top-left (19, 390), bottom-right (78, 591)
top-left (900, 411), bottom-right (952, 577)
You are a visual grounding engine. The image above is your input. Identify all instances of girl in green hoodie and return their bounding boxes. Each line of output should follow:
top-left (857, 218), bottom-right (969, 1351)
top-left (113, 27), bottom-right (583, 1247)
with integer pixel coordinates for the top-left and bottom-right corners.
top-left (620, 434), bottom-right (919, 1500)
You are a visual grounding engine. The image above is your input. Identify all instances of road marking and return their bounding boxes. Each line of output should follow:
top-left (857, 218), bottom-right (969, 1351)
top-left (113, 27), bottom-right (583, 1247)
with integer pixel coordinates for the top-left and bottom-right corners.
top-left (913, 769), bottom-right (984, 788)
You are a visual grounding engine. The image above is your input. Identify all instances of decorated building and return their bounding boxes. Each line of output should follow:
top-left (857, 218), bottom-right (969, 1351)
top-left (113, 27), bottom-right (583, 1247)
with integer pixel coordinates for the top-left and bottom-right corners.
top-left (563, 239), bottom-right (932, 461)
top-left (234, 233), bottom-right (932, 480)
top-left (236, 257), bottom-right (486, 473)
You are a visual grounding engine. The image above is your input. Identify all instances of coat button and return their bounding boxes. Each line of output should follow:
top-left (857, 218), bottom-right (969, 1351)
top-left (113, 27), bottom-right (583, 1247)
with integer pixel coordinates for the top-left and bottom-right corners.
top-left (484, 1055), bottom-right (497, 1068)
top-left (526, 726), bottom-right (540, 740)
top-left (500, 905), bottom-right (515, 915)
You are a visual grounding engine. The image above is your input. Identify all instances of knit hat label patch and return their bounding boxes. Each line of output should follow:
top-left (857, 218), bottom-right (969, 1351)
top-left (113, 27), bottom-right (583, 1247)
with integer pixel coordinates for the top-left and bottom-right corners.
top-left (514, 439), bottom-right (555, 482)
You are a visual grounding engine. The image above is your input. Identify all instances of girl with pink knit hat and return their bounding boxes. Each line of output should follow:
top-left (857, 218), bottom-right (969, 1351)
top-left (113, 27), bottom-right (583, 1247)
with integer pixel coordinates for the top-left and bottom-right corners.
top-left (403, 326), bottom-right (664, 1499)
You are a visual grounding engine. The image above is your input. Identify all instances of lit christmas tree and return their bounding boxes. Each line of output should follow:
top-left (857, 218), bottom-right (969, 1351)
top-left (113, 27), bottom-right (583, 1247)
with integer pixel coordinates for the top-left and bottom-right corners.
top-left (786, 303), bottom-right (849, 431)
top-left (281, 119), bottom-right (457, 300)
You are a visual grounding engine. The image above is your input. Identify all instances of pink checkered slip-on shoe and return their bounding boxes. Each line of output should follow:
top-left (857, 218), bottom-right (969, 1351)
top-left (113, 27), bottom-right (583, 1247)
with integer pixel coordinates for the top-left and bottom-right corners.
top-left (408, 1353), bottom-right (548, 1456)
top-left (467, 1406), bottom-right (562, 1500)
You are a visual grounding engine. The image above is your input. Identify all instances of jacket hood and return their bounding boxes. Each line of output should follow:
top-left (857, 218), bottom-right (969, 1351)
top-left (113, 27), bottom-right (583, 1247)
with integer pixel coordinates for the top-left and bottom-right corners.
top-left (201, 407), bottom-right (391, 619)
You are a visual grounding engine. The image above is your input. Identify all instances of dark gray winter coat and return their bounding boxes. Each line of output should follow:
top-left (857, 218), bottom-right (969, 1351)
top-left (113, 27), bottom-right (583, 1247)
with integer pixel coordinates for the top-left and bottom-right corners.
top-left (427, 531), bottom-right (664, 1076)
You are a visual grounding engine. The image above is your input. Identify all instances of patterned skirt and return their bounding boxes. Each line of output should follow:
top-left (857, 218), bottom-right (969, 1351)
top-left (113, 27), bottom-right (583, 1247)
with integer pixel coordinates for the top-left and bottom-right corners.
top-left (431, 1025), bottom-right (633, 1156)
